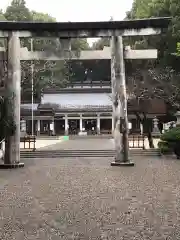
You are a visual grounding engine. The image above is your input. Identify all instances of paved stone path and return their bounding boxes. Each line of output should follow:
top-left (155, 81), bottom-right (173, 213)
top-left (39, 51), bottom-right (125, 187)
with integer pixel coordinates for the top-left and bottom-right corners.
top-left (38, 138), bottom-right (160, 151)
top-left (39, 139), bottom-right (114, 151)
top-left (1, 155), bottom-right (180, 239)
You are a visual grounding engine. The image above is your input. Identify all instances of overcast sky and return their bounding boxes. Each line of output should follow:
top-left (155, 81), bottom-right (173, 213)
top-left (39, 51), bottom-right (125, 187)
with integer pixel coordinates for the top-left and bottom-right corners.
top-left (0, 0), bottom-right (133, 44)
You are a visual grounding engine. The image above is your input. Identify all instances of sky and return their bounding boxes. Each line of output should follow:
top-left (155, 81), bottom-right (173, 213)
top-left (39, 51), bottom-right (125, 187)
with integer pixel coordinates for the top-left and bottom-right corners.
top-left (0, 0), bottom-right (133, 45)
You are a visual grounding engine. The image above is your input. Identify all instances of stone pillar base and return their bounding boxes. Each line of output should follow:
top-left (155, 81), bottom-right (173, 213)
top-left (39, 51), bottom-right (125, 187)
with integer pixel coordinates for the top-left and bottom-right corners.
top-left (97, 128), bottom-right (100, 135)
top-left (0, 162), bottom-right (24, 169)
top-left (111, 161), bottom-right (135, 167)
top-left (36, 131), bottom-right (40, 136)
top-left (152, 132), bottom-right (161, 137)
top-left (65, 130), bottom-right (69, 136)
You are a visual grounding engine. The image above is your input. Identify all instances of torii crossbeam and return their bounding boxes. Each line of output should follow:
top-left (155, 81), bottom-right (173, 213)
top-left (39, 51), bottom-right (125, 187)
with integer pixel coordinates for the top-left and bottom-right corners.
top-left (0, 17), bottom-right (171, 168)
top-left (0, 17), bottom-right (170, 38)
top-left (0, 46), bottom-right (158, 60)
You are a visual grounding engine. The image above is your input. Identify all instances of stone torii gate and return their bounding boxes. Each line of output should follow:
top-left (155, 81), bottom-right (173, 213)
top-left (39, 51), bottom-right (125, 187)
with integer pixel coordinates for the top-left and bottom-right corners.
top-left (0, 17), bottom-right (170, 168)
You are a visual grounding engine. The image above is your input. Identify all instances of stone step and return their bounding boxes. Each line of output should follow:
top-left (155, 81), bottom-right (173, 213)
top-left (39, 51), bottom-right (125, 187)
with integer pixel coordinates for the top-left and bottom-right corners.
top-left (20, 149), bottom-right (160, 153)
top-left (20, 149), bottom-right (161, 158)
top-left (69, 135), bottom-right (113, 139)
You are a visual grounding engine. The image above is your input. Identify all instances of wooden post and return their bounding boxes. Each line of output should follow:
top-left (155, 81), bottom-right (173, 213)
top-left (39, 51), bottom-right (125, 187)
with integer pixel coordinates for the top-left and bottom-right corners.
top-left (1, 32), bottom-right (24, 168)
top-left (110, 36), bottom-right (134, 166)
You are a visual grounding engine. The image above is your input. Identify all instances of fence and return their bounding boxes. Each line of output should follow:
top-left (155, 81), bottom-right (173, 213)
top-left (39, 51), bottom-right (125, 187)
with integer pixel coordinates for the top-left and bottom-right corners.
top-left (129, 134), bottom-right (145, 149)
top-left (20, 136), bottom-right (36, 151)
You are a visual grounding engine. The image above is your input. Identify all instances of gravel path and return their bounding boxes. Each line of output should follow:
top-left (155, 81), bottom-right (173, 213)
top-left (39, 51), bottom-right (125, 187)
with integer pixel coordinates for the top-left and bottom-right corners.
top-left (0, 156), bottom-right (180, 239)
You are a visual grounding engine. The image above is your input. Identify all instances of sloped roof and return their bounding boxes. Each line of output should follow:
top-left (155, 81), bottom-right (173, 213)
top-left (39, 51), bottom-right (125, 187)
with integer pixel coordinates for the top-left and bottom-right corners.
top-left (39, 93), bottom-right (167, 114)
top-left (21, 104), bottom-right (39, 110)
top-left (39, 92), bottom-right (167, 114)
top-left (41, 93), bottom-right (112, 108)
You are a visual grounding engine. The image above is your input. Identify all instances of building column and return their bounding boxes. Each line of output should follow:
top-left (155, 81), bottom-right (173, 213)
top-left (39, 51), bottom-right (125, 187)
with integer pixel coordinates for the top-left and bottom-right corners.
top-left (112, 117), bottom-right (114, 134)
top-left (140, 123), bottom-right (143, 135)
top-left (52, 118), bottom-right (55, 135)
top-left (128, 121), bottom-right (132, 134)
top-left (4, 32), bottom-right (22, 166)
top-left (175, 111), bottom-right (180, 125)
top-left (37, 120), bottom-right (40, 136)
top-left (80, 114), bottom-right (83, 132)
top-left (97, 114), bottom-right (100, 135)
top-left (65, 115), bottom-right (68, 135)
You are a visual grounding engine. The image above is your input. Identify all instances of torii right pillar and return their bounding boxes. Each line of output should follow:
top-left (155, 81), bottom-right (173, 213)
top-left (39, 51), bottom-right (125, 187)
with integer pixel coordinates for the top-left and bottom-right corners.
top-left (111, 36), bottom-right (134, 166)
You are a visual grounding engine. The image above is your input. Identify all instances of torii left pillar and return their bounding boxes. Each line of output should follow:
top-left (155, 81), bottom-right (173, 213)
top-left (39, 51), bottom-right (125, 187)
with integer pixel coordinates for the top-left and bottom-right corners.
top-left (0, 32), bottom-right (24, 168)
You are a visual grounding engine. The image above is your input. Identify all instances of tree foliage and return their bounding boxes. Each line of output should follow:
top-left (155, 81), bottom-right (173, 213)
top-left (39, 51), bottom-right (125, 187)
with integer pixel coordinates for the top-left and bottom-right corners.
top-left (126, 0), bottom-right (180, 67)
top-left (92, 38), bottom-right (110, 50)
top-left (0, 0), bottom-right (90, 102)
top-left (4, 0), bottom-right (32, 21)
top-left (125, 0), bottom-right (180, 111)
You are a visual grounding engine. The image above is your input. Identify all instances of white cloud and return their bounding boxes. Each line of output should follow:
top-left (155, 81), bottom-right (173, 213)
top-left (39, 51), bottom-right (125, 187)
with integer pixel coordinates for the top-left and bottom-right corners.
top-left (0, 0), bottom-right (133, 45)
top-left (0, 0), bottom-right (133, 21)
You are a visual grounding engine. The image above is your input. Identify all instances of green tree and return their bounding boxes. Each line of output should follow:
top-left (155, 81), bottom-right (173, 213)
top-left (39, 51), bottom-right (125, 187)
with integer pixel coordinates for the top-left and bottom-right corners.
top-left (0, 10), bottom-right (6, 20)
top-left (2, 0), bottom-right (90, 101)
top-left (92, 38), bottom-right (110, 50)
top-left (71, 38), bottom-right (90, 51)
top-left (4, 0), bottom-right (32, 21)
top-left (126, 0), bottom-right (153, 19)
top-left (31, 11), bottom-right (56, 22)
top-left (126, 0), bottom-right (180, 68)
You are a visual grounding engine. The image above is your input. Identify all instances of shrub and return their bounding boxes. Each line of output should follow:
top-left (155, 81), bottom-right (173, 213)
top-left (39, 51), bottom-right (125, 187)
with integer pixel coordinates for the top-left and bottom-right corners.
top-left (160, 127), bottom-right (180, 142)
top-left (159, 127), bottom-right (180, 157)
top-left (158, 141), bottom-right (172, 154)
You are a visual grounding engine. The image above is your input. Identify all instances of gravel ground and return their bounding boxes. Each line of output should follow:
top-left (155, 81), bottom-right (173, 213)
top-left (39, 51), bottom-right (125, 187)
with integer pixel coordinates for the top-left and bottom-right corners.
top-left (0, 156), bottom-right (180, 239)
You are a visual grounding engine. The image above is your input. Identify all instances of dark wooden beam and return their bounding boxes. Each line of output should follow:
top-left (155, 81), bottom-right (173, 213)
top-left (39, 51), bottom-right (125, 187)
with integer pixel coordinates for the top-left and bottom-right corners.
top-left (0, 17), bottom-right (171, 38)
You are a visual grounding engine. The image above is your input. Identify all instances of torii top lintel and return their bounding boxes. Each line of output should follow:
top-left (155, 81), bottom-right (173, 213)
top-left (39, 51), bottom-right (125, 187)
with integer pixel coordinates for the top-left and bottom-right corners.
top-left (0, 17), bottom-right (171, 38)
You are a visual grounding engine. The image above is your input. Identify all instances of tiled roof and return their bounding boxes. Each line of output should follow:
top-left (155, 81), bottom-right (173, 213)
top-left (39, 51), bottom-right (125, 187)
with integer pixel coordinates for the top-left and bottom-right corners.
top-left (41, 93), bottom-right (112, 106)
top-left (39, 104), bottom-right (112, 112)
top-left (21, 104), bottom-right (39, 110)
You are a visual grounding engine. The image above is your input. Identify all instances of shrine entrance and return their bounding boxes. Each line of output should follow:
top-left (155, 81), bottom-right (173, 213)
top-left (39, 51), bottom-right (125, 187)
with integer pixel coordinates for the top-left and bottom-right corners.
top-left (0, 17), bottom-right (170, 167)
top-left (54, 120), bottom-right (65, 136)
top-left (68, 119), bottom-right (80, 135)
top-left (100, 119), bottom-right (112, 134)
top-left (83, 119), bottom-right (97, 135)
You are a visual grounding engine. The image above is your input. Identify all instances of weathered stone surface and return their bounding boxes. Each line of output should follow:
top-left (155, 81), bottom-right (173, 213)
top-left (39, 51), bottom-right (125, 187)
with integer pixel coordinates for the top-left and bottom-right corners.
top-left (111, 36), bottom-right (129, 162)
top-left (111, 161), bottom-right (135, 166)
top-left (0, 28), bottom-right (162, 38)
top-left (0, 46), bottom-right (158, 60)
top-left (0, 17), bottom-right (171, 38)
top-left (0, 162), bottom-right (24, 169)
top-left (4, 32), bottom-right (21, 164)
top-left (0, 155), bottom-right (180, 239)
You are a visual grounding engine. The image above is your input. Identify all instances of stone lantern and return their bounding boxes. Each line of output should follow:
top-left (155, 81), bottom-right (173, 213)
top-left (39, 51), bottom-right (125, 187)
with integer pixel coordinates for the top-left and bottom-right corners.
top-left (152, 116), bottom-right (161, 137)
top-left (20, 119), bottom-right (26, 137)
